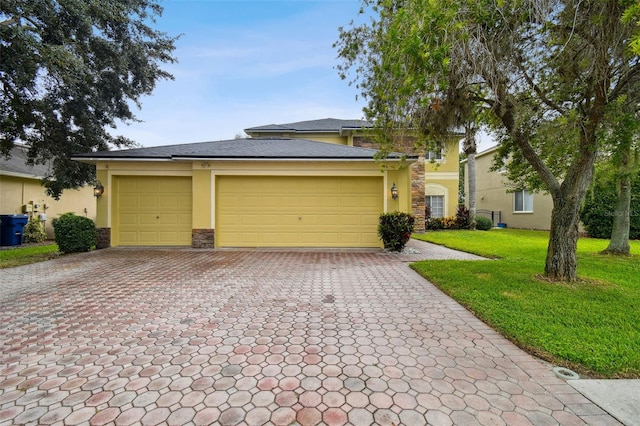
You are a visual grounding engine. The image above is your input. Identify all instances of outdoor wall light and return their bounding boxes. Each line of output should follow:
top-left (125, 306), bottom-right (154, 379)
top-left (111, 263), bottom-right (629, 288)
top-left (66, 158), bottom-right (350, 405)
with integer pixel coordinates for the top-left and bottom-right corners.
top-left (391, 182), bottom-right (399, 200)
top-left (93, 182), bottom-right (104, 198)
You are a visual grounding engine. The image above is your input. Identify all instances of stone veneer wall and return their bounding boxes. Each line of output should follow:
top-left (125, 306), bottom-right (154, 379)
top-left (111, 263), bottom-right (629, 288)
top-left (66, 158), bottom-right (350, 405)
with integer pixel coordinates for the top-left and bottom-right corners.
top-left (192, 229), bottom-right (215, 249)
top-left (411, 159), bottom-right (426, 232)
top-left (96, 227), bottom-right (111, 249)
top-left (353, 136), bottom-right (426, 232)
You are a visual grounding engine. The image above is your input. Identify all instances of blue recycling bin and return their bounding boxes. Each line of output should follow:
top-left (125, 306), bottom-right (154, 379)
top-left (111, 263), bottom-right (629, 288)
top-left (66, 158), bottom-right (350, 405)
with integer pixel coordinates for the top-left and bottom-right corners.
top-left (0, 214), bottom-right (29, 246)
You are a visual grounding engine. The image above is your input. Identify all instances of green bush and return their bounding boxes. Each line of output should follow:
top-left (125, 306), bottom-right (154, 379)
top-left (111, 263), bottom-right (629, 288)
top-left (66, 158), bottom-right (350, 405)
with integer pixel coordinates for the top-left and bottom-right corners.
top-left (580, 176), bottom-right (640, 239)
top-left (53, 213), bottom-right (96, 253)
top-left (426, 217), bottom-right (445, 230)
top-left (378, 212), bottom-right (416, 251)
top-left (22, 218), bottom-right (47, 243)
top-left (476, 216), bottom-right (493, 230)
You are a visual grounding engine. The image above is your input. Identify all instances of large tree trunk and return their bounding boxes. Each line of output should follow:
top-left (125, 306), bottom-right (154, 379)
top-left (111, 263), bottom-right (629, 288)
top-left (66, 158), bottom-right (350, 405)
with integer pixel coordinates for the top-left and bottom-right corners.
top-left (605, 173), bottom-right (631, 254)
top-left (604, 117), bottom-right (633, 255)
top-left (543, 144), bottom-right (597, 280)
top-left (545, 194), bottom-right (582, 280)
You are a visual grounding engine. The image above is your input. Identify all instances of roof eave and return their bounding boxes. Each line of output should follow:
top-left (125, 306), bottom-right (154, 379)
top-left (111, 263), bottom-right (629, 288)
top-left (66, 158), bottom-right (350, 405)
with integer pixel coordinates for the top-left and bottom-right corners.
top-left (171, 156), bottom-right (414, 162)
top-left (0, 170), bottom-right (44, 180)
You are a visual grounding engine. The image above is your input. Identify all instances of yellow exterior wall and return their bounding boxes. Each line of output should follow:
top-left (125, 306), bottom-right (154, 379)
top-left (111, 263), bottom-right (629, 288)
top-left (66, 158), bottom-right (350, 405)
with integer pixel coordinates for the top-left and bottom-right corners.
top-left (424, 138), bottom-right (460, 217)
top-left (0, 175), bottom-right (96, 238)
top-left (248, 131), bottom-right (348, 145)
top-left (192, 169), bottom-right (212, 229)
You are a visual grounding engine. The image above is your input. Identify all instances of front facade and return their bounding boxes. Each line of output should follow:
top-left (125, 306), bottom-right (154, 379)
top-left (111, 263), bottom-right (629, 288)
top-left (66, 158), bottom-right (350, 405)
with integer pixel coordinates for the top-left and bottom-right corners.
top-left (463, 146), bottom-right (554, 230)
top-left (1, 145), bottom-right (96, 239)
top-left (246, 118), bottom-right (461, 228)
top-left (74, 138), bottom-right (415, 249)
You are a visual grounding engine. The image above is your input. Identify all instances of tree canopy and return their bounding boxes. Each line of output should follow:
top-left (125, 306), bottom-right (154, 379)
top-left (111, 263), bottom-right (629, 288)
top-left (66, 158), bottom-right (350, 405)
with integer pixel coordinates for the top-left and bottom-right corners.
top-left (1, 0), bottom-right (178, 197)
top-left (336, 0), bottom-right (640, 281)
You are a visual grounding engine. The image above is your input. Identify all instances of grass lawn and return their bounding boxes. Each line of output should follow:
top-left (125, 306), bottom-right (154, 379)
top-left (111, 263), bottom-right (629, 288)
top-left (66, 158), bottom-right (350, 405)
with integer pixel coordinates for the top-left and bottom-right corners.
top-left (411, 229), bottom-right (640, 378)
top-left (0, 243), bottom-right (60, 268)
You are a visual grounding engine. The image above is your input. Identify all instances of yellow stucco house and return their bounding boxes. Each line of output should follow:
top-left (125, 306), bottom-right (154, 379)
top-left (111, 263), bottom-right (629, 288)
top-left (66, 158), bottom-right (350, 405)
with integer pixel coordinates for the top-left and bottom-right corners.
top-left (1, 145), bottom-right (96, 239)
top-left (245, 118), bottom-right (461, 224)
top-left (73, 137), bottom-right (416, 249)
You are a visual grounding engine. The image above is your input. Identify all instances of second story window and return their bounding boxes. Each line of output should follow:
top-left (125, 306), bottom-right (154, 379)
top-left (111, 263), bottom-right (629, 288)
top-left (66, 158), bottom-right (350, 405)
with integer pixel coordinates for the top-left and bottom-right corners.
top-left (426, 151), bottom-right (443, 161)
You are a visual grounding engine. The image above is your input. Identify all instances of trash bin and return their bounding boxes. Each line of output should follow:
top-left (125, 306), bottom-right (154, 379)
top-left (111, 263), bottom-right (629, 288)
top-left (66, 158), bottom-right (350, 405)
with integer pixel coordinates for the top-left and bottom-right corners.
top-left (0, 214), bottom-right (29, 246)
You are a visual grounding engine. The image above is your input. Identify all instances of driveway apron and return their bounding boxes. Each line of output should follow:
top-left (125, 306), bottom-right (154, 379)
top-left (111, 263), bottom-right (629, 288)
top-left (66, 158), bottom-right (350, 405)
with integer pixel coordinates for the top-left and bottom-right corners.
top-left (0, 248), bottom-right (618, 425)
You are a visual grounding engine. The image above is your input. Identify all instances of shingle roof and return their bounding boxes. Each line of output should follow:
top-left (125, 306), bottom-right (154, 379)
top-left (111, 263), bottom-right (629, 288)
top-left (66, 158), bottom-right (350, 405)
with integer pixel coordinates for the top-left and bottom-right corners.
top-left (72, 138), bottom-right (413, 161)
top-left (244, 118), bottom-right (373, 134)
top-left (0, 145), bottom-right (50, 179)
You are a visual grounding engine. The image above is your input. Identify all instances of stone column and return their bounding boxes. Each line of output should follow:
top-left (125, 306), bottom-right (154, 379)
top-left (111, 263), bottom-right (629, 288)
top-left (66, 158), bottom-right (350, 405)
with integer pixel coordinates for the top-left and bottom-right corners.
top-left (96, 227), bottom-right (111, 249)
top-left (411, 157), bottom-right (426, 233)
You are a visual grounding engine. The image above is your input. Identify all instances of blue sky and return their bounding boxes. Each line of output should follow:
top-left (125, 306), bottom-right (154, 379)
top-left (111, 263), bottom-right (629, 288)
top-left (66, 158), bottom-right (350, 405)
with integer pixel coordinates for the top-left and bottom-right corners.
top-left (116, 0), bottom-right (368, 147)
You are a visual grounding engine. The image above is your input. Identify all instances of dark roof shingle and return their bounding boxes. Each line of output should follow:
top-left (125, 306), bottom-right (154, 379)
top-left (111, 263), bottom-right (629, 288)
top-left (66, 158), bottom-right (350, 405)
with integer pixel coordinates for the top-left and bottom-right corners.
top-left (0, 145), bottom-right (50, 178)
top-left (73, 138), bottom-right (413, 161)
top-left (244, 118), bottom-right (373, 134)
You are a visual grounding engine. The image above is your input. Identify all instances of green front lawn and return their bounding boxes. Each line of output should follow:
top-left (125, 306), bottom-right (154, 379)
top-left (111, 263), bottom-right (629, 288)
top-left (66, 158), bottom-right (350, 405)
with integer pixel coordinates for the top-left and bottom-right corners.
top-left (412, 229), bottom-right (640, 378)
top-left (0, 243), bottom-right (60, 268)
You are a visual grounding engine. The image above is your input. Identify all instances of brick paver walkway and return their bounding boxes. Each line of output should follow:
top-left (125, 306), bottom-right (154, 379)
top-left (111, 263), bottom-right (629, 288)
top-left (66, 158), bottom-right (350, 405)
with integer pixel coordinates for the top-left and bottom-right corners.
top-left (0, 246), bottom-right (617, 425)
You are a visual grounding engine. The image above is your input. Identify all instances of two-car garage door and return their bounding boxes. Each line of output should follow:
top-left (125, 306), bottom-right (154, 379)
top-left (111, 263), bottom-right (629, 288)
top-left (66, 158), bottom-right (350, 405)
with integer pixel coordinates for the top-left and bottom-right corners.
top-left (215, 176), bottom-right (383, 247)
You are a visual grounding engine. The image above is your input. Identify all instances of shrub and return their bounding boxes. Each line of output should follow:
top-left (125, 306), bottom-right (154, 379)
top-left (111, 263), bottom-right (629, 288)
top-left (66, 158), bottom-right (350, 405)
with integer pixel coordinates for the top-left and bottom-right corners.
top-left (378, 212), bottom-right (416, 251)
top-left (443, 216), bottom-right (457, 229)
top-left (22, 218), bottom-right (47, 243)
top-left (53, 213), bottom-right (96, 253)
top-left (476, 216), bottom-right (493, 230)
top-left (426, 217), bottom-right (445, 230)
top-left (580, 176), bottom-right (640, 239)
top-left (455, 205), bottom-right (472, 229)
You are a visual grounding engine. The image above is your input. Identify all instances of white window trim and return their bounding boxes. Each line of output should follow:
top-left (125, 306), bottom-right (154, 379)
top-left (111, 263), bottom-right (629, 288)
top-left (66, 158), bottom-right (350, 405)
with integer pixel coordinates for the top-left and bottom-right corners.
top-left (426, 195), bottom-right (445, 218)
top-left (426, 150), bottom-right (445, 162)
top-left (514, 189), bottom-right (534, 213)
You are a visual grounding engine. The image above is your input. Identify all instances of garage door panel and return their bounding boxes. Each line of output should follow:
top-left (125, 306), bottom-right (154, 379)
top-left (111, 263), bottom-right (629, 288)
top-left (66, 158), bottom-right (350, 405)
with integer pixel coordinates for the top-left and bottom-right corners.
top-left (240, 196), bottom-right (259, 208)
top-left (140, 195), bottom-right (158, 208)
top-left (119, 213), bottom-right (138, 225)
top-left (158, 195), bottom-right (180, 209)
top-left (115, 176), bottom-right (192, 246)
top-left (159, 214), bottom-right (178, 225)
top-left (119, 231), bottom-right (137, 244)
top-left (216, 176), bottom-right (382, 247)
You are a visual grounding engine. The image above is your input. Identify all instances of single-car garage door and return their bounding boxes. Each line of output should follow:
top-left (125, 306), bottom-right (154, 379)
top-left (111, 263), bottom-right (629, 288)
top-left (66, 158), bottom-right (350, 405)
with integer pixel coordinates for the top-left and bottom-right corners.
top-left (114, 176), bottom-right (192, 246)
top-left (216, 176), bottom-right (383, 247)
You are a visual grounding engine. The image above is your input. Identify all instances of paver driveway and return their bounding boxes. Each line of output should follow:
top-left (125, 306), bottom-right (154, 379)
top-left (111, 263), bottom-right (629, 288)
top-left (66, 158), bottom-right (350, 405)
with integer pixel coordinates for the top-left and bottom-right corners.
top-left (0, 245), bottom-right (617, 425)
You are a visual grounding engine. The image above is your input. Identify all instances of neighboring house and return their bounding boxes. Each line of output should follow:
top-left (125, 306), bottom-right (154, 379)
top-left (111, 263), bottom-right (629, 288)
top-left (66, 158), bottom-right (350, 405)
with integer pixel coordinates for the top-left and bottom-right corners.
top-left (246, 118), bottom-right (461, 228)
top-left (72, 138), bottom-right (416, 249)
top-left (0, 145), bottom-right (96, 239)
top-left (462, 145), bottom-right (554, 230)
